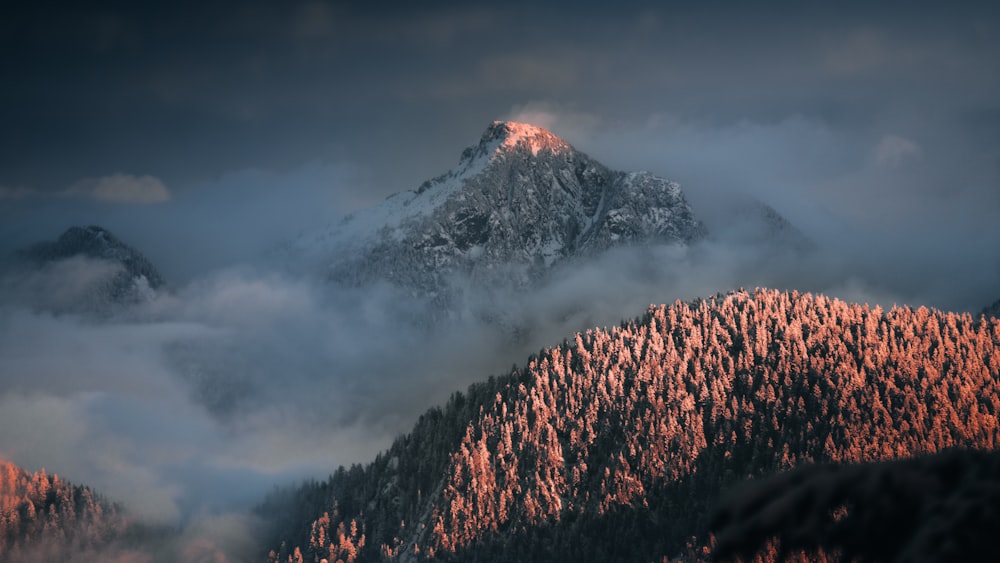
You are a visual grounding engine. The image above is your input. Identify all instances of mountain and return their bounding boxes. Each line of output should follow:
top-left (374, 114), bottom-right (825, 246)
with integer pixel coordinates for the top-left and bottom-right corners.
top-left (21, 225), bottom-right (165, 293)
top-left (14, 225), bottom-right (164, 312)
top-left (288, 121), bottom-right (706, 305)
top-left (684, 187), bottom-right (812, 253)
top-left (0, 460), bottom-right (132, 562)
top-left (261, 289), bottom-right (1000, 562)
top-left (720, 198), bottom-right (812, 252)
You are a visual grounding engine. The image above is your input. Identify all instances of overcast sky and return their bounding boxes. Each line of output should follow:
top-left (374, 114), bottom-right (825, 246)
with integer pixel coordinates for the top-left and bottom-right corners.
top-left (3, 1), bottom-right (998, 225)
top-left (0, 1), bottom-right (999, 549)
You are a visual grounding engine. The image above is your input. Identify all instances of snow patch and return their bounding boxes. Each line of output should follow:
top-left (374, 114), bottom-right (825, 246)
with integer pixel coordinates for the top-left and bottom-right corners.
top-left (289, 139), bottom-right (496, 263)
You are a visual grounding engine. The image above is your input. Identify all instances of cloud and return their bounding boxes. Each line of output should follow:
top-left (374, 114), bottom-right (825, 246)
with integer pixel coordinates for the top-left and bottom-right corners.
top-left (398, 8), bottom-right (497, 46)
top-left (507, 108), bottom-right (559, 130)
top-left (476, 111), bottom-right (998, 312)
top-left (0, 159), bottom-right (349, 283)
top-left (505, 102), bottom-right (603, 141)
top-left (289, 1), bottom-right (338, 41)
top-left (873, 134), bottom-right (922, 166)
top-left (172, 512), bottom-right (264, 563)
top-left (428, 49), bottom-right (605, 99)
top-left (7, 234), bottom-right (845, 530)
top-left (0, 229), bottom-right (984, 529)
top-left (67, 173), bottom-right (171, 204)
top-left (480, 54), bottom-right (581, 92)
top-left (0, 261), bottom-right (538, 529)
top-left (826, 28), bottom-right (889, 74)
top-left (0, 185), bottom-right (38, 200)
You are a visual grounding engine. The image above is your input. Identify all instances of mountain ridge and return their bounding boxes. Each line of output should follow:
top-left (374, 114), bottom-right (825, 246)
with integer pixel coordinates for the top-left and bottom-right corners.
top-left (262, 288), bottom-right (1000, 562)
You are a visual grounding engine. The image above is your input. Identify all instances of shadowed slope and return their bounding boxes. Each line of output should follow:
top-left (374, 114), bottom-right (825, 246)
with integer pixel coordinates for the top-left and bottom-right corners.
top-left (710, 448), bottom-right (1000, 562)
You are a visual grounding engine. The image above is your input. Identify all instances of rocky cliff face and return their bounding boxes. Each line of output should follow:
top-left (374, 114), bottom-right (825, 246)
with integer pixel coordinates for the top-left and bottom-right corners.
top-left (291, 121), bottom-right (706, 303)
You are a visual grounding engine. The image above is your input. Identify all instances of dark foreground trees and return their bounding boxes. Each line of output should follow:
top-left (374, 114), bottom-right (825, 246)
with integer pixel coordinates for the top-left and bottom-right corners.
top-left (711, 447), bottom-right (1000, 562)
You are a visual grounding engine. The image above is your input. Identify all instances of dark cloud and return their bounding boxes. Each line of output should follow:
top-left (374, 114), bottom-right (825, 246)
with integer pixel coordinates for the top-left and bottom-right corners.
top-left (4, 1), bottom-right (997, 194)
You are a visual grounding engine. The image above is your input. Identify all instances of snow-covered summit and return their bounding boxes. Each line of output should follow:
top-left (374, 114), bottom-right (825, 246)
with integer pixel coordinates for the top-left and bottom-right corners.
top-left (413, 121), bottom-right (571, 195)
top-left (289, 120), bottom-right (707, 305)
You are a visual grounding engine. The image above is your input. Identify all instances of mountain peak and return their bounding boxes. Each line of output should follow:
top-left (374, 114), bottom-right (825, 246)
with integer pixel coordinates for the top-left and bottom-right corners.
top-left (57, 225), bottom-right (113, 246)
top-left (452, 120), bottom-right (572, 171)
top-left (290, 119), bottom-right (706, 302)
top-left (18, 224), bottom-right (165, 305)
top-left (478, 120), bottom-right (571, 157)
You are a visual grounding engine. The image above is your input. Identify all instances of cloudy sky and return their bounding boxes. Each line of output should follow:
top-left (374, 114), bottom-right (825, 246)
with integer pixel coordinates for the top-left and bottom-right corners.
top-left (0, 0), bottom-right (999, 546)
top-left (3, 1), bottom-right (998, 266)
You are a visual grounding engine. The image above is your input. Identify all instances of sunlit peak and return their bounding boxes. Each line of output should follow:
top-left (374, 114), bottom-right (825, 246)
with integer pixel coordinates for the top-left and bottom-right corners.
top-left (483, 120), bottom-right (570, 156)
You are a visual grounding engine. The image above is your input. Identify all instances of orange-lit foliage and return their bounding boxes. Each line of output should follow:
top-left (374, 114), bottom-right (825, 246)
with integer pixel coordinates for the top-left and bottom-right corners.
top-left (0, 460), bottom-right (128, 561)
top-left (266, 289), bottom-right (1000, 562)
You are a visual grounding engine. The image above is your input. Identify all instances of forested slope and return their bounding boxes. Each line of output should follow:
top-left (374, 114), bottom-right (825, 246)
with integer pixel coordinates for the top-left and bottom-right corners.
top-left (264, 289), bottom-right (1000, 562)
top-left (0, 460), bottom-right (132, 562)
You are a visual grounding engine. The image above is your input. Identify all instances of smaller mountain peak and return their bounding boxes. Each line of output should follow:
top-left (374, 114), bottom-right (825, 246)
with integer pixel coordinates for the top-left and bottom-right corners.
top-left (20, 224), bottom-right (165, 291)
top-left (60, 225), bottom-right (112, 243)
top-left (480, 120), bottom-right (570, 156)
